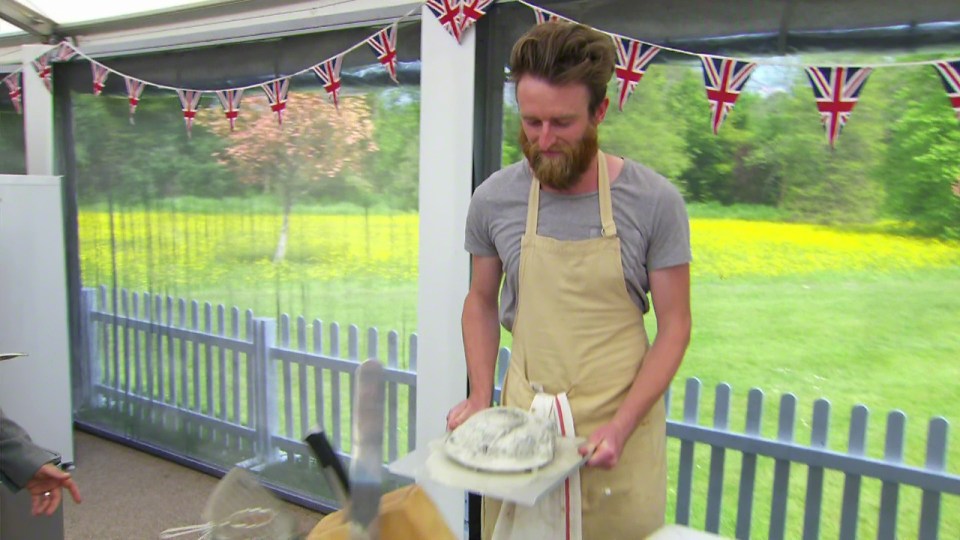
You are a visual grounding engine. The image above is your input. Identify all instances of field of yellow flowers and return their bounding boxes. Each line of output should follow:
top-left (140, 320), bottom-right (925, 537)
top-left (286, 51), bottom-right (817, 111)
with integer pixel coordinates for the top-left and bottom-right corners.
top-left (691, 219), bottom-right (960, 279)
top-left (79, 211), bottom-right (960, 290)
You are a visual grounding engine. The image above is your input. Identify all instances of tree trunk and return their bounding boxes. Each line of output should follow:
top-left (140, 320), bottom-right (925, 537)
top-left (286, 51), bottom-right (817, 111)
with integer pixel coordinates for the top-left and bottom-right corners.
top-left (273, 191), bottom-right (292, 263)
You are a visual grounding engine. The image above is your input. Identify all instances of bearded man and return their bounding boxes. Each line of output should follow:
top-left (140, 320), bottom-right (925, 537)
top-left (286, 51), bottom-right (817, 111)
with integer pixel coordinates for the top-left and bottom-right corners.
top-left (446, 21), bottom-right (692, 539)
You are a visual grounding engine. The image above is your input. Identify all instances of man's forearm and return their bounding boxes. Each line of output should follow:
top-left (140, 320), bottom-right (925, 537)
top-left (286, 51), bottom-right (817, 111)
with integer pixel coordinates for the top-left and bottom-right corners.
top-left (611, 325), bottom-right (690, 438)
top-left (461, 292), bottom-right (501, 405)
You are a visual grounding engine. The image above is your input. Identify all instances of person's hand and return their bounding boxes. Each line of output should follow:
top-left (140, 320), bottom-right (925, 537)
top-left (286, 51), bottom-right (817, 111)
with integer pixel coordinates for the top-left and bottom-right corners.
top-left (25, 463), bottom-right (82, 516)
top-left (580, 421), bottom-right (628, 469)
top-left (446, 397), bottom-right (489, 431)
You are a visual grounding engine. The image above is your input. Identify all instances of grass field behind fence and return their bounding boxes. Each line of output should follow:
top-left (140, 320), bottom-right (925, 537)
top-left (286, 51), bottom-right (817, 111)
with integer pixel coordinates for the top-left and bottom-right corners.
top-left (79, 205), bottom-right (960, 536)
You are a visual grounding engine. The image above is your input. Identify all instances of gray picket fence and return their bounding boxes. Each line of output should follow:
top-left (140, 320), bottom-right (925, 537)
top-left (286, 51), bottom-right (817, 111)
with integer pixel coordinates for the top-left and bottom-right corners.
top-left (78, 286), bottom-right (959, 537)
top-left (78, 286), bottom-right (415, 472)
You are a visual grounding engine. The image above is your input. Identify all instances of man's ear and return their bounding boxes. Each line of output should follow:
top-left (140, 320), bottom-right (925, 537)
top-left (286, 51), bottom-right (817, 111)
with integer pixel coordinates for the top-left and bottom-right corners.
top-left (594, 97), bottom-right (610, 124)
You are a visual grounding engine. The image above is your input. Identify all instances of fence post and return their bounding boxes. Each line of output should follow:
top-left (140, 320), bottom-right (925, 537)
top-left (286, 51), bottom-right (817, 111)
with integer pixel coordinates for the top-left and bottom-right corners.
top-left (253, 317), bottom-right (278, 463)
top-left (79, 287), bottom-right (100, 409)
top-left (675, 377), bottom-right (701, 526)
top-left (918, 417), bottom-right (948, 540)
top-left (408, 333), bottom-right (417, 453)
top-left (878, 411), bottom-right (907, 540)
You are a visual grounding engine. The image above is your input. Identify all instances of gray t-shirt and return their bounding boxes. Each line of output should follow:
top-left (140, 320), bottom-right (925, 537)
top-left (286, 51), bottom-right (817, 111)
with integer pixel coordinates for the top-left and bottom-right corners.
top-left (465, 158), bottom-right (691, 332)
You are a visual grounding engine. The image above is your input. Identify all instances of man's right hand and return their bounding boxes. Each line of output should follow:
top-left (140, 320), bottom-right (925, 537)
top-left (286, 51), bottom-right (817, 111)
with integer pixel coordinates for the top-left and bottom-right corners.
top-left (446, 397), bottom-right (489, 431)
top-left (25, 463), bottom-right (82, 516)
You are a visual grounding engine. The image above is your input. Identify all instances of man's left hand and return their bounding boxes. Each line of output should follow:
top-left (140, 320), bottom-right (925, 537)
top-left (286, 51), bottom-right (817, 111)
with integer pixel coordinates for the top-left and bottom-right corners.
top-left (25, 463), bottom-right (82, 516)
top-left (580, 421), bottom-right (627, 469)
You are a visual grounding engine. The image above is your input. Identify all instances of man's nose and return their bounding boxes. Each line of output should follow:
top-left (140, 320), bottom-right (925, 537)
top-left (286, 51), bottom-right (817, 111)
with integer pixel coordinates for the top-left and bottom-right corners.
top-left (538, 124), bottom-right (556, 150)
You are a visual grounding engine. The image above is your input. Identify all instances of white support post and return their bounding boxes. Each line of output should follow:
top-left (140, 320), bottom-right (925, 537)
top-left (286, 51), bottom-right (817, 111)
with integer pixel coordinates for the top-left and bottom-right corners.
top-left (21, 44), bottom-right (55, 175)
top-left (416, 6), bottom-right (476, 537)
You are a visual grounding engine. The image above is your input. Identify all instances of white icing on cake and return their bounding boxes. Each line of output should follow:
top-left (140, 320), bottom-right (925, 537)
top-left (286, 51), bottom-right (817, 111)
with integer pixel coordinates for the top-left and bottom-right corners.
top-left (444, 407), bottom-right (556, 472)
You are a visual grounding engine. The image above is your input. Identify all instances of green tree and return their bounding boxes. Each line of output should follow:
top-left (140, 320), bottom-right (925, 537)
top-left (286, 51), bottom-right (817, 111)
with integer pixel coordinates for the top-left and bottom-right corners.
top-left (877, 65), bottom-right (960, 238)
top-left (73, 93), bottom-right (237, 204)
top-left (749, 70), bottom-right (886, 224)
top-left (208, 91), bottom-right (377, 261)
top-left (601, 68), bottom-right (692, 184)
top-left (502, 96), bottom-right (522, 167)
top-left (671, 68), bottom-right (778, 205)
top-left (0, 108), bottom-right (26, 174)
top-left (368, 87), bottom-right (421, 211)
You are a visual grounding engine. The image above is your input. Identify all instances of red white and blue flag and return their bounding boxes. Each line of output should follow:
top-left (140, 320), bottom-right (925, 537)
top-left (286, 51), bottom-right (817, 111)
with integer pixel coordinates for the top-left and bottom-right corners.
top-left (533, 7), bottom-right (566, 24)
top-left (52, 42), bottom-right (77, 62)
top-left (31, 42), bottom-right (78, 91)
top-left (613, 36), bottom-right (659, 111)
top-left (177, 89), bottom-right (203, 136)
top-left (367, 24), bottom-right (399, 83)
top-left (805, 66), bottom-right (872, 147)
top-left (932, 60), bottom-right (960, 122)
top-left (91, 63), bottom-right (110, 96)
top-left (458, 0), bottom-right (493, 40)
top-left (216, 88), bottom-right (244, 131)
top-left (700, 55), bottom-right (756, 135)
top-left (31, 55), bottom-right (53, 92)
top-left (262, 78), bottom-right (290, 126)
top-left (426, 0), bottom-right (462, 43)
top-left (124, 76), bottom-right (146, 117)
top-left (3, 72), bottom-right (22, 114)
top-left (312, 55), bottom-right (343, 110)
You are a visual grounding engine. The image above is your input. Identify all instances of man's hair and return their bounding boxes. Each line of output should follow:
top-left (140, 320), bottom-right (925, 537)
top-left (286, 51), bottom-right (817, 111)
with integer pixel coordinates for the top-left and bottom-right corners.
top-left (509, 22), bottom-right (616, 115)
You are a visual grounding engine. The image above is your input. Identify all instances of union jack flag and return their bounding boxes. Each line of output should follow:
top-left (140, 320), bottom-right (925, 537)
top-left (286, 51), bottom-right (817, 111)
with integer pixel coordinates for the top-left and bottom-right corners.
top-left (177, 89), bottom-right (203, 136)
top-left (262, 78), bottom-right (290, 126)
top-left (215, 88), bottom-right (244, 131)
top-left (805, 66), bottom-right (872, 147)
top-left (458, 0), bottom-right (493, 39)
top-left (426, 0), bottom-right (462, 43)
top-left (932, 60), bottom-right (960, 122)
top-left (367, 24), bottom-right (399, 83)
top-left (124, 76), bottom-right (146, 117)
top-left (533, 7), bottom-right (566, 24)
top-left (51, 42), bottom-right (77, 62)
top-left (700, 55), bottom-right (756, 135)
top-left (29, 43), bottom-right (76, 93)
top-left (613, 36), bottom-right (659, 111)
top-left (312, 55), bottom-right (343, 110)
top-left (31, 55), bottom-right (53, 92)
top-left (91, 63), bottom-right (110, 96)
top-left (3, 72), bottom-right (22, 114)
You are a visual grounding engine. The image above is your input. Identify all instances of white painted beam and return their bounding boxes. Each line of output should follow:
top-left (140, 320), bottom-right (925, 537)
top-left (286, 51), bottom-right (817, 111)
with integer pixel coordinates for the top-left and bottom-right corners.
top-left (415, 5), bottom-right (474, 536)
top-left (21, 43), bottom-right (54, 175)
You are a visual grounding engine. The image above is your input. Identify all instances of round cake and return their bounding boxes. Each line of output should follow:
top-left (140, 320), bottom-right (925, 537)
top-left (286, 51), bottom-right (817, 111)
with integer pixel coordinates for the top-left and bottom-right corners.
top-left (444, 406), bottom-right (556, 472)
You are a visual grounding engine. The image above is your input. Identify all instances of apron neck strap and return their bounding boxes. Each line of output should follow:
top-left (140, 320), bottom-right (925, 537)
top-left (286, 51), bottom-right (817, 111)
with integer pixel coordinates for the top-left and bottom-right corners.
top-left (525, 151), bottom-right (617, 237)
top-left (597, 151), bottom-right (616, 237)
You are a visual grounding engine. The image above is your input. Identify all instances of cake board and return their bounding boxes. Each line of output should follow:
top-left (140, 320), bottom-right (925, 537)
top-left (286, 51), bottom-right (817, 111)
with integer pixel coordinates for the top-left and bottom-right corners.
top-left (387, 436), bottom-right (588, 507)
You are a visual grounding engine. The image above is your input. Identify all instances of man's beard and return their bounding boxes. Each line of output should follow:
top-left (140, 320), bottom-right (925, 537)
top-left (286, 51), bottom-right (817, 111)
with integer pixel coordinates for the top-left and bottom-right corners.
top-left (520, 124), bottom-right (599, 191)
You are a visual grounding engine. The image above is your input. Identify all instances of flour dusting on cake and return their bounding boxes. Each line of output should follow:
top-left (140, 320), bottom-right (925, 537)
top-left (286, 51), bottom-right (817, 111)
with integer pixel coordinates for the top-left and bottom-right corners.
top-left (444, 407), bottom-right (556, 472)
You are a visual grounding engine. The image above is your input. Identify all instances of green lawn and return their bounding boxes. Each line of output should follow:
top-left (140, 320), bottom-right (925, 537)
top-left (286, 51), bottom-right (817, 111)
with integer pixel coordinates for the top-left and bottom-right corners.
top-left (665, 268), bottom-right (960, 538)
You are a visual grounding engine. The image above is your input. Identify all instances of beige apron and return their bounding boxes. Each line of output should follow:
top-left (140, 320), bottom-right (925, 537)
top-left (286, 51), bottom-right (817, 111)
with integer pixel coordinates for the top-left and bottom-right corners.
top-left (483, 152), bottom-right (667, 539)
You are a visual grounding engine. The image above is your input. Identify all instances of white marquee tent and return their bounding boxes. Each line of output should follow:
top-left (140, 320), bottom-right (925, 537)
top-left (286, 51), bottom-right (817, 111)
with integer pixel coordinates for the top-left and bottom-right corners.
top-left (2, 0), bottom-right (959, 536)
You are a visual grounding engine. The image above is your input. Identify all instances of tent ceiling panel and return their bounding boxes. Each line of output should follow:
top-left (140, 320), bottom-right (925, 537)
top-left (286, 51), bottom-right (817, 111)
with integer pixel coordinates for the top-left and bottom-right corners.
top-left (1, 0), bottom-right (959, 57)
top-left (0, 0), bottom-right (418, 53)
